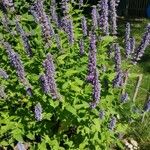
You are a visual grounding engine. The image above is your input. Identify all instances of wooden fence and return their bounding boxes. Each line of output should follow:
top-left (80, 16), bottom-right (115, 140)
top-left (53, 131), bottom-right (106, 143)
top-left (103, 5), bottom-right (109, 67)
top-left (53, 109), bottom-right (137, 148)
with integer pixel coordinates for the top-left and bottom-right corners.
top-left (118, 0), bottom-right (150, 17)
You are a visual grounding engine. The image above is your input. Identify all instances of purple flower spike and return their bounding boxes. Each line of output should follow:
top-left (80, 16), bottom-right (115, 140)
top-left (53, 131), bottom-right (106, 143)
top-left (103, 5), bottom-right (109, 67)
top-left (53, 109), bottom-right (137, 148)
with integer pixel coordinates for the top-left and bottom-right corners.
top-left (125, 23), bottom-right (131, 58)
top-left (3, 42), bottom-right (27, 84)
top-left (99, 110), bottom-right (105, 119)
top-left (98, 0), bottom-right (109, 35)
top-left (0, 86), bottom-right (6, 98)
top-left (43, 53), bottom-right (60, 99)
top-left (79, 38), bottom-right (84, 55)
top-left (93, 70), bottom-right (101, 103)
top-left (144, 96), bottom-right (150, 112)
top-left (81, 16), bottom-right (87, 36)
top-left (130, 37), bottom-right (135, 54)
top-left (109, 116), bottom-right (116, 130)
top-left (87, 32), bottom-right (97, 83)
top-left (34, 102), bottom-right (42, 121)
top-left (121, 92), bottom-right (128, 103)
top-left (61, 0), bottom-right (69, 15)
top-left (91, 6), bottom-right (98, 30)
top-left (109, 0), bottom-right (119, 35)
top-left (30, 0), bottom-right (54, 45)
top-left (114, 43), bottom-right (121, 72)
top-left (113, 70), bottom-right (123, 88)
top-left (55, 34), bottom-right (61, 50)
top-left (50, 4), bottom-right (59, 26)
top-left (39, 74), bottom-right (49, 94)
top-left (68, 19), bottom-right (74, 45)
top-left (2, 0), bottom-right (15, 12)
top-left (16, 20), bottom-right (32, 57)
top-left (0, 68), bottom-right (9, 79)
top-left (132, 24), bottom-right (150, 64)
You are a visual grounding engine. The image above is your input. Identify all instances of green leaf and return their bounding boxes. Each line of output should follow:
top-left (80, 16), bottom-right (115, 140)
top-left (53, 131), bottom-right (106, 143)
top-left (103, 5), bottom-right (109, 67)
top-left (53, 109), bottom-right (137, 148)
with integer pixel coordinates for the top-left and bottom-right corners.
top-left (26, 133), bottom-right (35, 140)
top-left (65, 105), bottom-right (77, 116)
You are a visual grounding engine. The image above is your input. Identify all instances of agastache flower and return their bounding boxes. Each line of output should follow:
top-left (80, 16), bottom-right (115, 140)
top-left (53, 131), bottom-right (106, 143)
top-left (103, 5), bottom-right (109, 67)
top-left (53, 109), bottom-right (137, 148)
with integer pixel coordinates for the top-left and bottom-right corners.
top-left (98, 0), bottom-right (109, 35)
top-left (30, 0), bottom-right (54, 45)
top-left (2, 0), bottom-right (15, 12)
top-left (120, 92), bottom-right (128, 103)
top-left (109, 0), bottom-right (118, 35)
top-left (144, 96), bottom-right (150, 112)
top-left (61, 0), bottom-right (69, 15)
top-left (81, 16), bottom-right (87, 36)
top-left (34, 103), bottom-right (42, 121)
top-left (50, 4), bottom-right (59, 26)
top-left (55, 34), bottom-right (62, 50)
top-left (109, 116), bottom-right (116, 130)
top-left (17, 142), bottom-right (26, 150)
top-left (3, 42), bottom-right (27, 84)
top-left (130, 37), bottom-right (135, 54)
top-left (68, 19), bottom-right (74, 45)
top-left (125, 23), bottom-right (131, 58)
top-left (93, 70), bottom-right (101, 103)
top-left (132, 24), bottom-right (150, 64)
top-left (99, 110), bottom-right (105, 119)
top-left (0, 68), bottom-right (9, 79)
top-left (0, 86), bottom-right (6, 99)
top-left (91, 6), bottom-right (98, 30)
top-left (90, 70), bottom-right (101, 109)
top-left (43, 53), bottom-right (60, 99)
top-left (16, 20), bottom-right (32, 57)
top-left (114, 43), bottom-right (121, 72)
top-left (113, 70), bottom-right (123, 88)
top-left (87, 32), bottom-right (97, 83)
top-left (79, 38), bottom-right (84, 55)
top-left (39, 74), bottom-right (49, 94)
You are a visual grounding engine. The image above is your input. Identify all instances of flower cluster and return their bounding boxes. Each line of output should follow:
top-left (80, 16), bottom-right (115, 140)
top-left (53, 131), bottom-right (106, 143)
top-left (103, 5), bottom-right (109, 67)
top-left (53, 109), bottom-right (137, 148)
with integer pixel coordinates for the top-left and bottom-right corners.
top-left (87, 32), bottom-right (97, 82)
top-left (61, 0), bottom-right (69, 15)
top-left (55, 34), bottom-right (62, 50)
top-left (144, 96), bottom-right (150, 112)
top-left (109, 116), bottom-right (116, 130)
top-left (81, 16), bottom-right (88, 37)
top-left (125, 23), bottom-right (131, 58)
top-left (30, 0), bottom-right (54, 45)
top-left (3, 42), bottom-right (31, 93)
top-left (113, 70), bottom-right (123, 87)
top-left (98, 0), bottom-right (109, 35)
top-left (42, 53), bottom-right (60, 99)
top-left (109, 0), bottom-right (119, 35)
top-left (50, 1), bottom-right (59, 27)
top-left (34, 103), bottom-right (42, 121)
top-left (0, 68), bottom-right (9, 79)
top-left (16, 20), bottom-right (32, 57)
top-left (99, 110), bottom-right (105, 119)
top-left (79, 38), bottom-right (84, 55)
top-left (132, 24), bottom-right (150, 64)
top-left (0, 86), bottom-right (6, 99)
top-left (120, 92), bottom-right (128, 103)
top-left (2, 0), bottom-right (15, 12)
top-left (3, 42), bottom-right (26, 82)
top-left (114, 43), bottom-right (121, 72)
top-left (91, 6), bottom-right (98, 30)
top-left (130, 37), bottom-right (135, 54)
